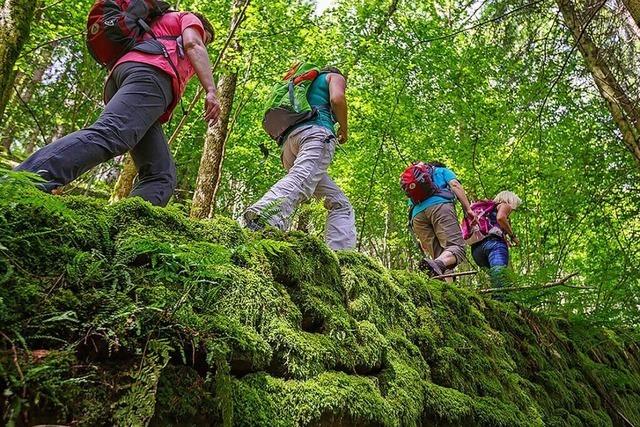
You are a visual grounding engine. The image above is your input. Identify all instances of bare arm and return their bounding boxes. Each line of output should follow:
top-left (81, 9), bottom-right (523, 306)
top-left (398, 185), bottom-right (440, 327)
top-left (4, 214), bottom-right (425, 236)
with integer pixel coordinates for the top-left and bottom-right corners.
top-left (328, 73), bottom-right (348, 144)
top-left (449, 179), bottom-right (475, 219)
top-left (183, 26), bottom-right (220, 124)
top-left (496, 203), bottom-right (518, 245)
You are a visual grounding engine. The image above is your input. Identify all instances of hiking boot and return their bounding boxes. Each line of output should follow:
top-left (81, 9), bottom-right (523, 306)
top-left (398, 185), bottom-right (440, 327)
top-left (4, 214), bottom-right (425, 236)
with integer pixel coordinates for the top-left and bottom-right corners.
top-left (243, 211), bottom-right (264, 232)
top-left (419, 258), bottom-right (445, 277)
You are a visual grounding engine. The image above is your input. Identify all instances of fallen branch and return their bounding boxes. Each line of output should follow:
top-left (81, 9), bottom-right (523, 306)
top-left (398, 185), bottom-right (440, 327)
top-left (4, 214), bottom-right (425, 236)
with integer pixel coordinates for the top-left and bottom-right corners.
top-left (480, 272), bottom-right (588, 293)
top-left (432, 270), bottom-right (478, 280)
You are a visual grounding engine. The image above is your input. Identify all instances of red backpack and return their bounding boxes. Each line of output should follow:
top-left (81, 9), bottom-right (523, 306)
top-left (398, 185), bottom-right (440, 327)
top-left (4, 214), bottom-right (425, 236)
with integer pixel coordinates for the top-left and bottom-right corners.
top-left (86, 0), bottom-right (171, 68)
top-left (400, 162), bottom-right (440, 204)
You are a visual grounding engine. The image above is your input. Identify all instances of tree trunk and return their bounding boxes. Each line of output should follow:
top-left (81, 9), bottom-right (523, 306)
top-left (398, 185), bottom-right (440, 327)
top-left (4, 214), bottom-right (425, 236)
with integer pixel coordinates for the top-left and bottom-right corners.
top-left (0, 0), bottom-right (39, 120)
top-left (1, 43), bottom-right (54, 154)
top-left (109, 156), bottom-right (137, 203)
top-left (557, 0), bottom-right (640, 166)
top-left (189, 0), bottom-right (247, 219)
top-left (190, 72), bottom-right (238, 219)
top-left (621, 0), bottom-right (640, 27)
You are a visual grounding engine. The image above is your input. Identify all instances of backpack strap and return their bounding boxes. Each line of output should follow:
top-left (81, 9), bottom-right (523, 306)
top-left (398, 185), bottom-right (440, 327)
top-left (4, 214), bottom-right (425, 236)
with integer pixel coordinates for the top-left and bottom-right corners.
top-left (288, 80), bottom-right (298, 111)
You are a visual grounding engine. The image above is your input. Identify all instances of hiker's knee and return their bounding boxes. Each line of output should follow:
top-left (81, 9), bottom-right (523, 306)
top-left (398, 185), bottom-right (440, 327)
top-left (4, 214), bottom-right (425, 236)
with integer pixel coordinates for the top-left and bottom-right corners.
top-left (324, 192), bottom-right (352, 214)
top-left (446, 244), bottom-right (466, 265)
top-left (89, 113), bottom-right (134, 150)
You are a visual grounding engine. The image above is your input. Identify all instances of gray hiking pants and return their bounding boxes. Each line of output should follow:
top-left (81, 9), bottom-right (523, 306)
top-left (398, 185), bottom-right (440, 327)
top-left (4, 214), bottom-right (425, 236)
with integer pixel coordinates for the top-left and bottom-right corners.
top-left (15, 62), bottom-right (176, 206)
top-left (246, 125), bottom-right (357, 250)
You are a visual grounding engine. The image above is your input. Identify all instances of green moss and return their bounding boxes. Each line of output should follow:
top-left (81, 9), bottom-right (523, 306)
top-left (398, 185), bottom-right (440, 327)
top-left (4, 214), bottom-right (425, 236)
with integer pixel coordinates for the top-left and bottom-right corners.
top-left (233, 372), bottom-right (395, 427)
top-left (153, 365), bottom-right (218, 425)
top-left (423, 383), bottom-right (473, 422)
top-left (1, 176), bottom-right (640, 426)
top-left (472, 397), bottom-right (541, 426)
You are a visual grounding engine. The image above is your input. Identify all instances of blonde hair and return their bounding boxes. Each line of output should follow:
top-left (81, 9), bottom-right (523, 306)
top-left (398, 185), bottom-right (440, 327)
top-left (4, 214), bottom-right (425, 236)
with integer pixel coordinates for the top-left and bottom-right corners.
top-left (494, 191), bottom-right (522, 210)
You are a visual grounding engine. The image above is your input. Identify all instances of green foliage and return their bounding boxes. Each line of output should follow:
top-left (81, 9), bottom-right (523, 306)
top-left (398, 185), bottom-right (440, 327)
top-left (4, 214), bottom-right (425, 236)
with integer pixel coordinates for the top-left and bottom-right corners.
top-left (2, 0), bottom-right (639, 423)
top-left (1, 0), bottom-right (639, 325)
top-left (1, 181), bottom-right (640, 425)
top-left (113, 339), bottom-right (172, 426)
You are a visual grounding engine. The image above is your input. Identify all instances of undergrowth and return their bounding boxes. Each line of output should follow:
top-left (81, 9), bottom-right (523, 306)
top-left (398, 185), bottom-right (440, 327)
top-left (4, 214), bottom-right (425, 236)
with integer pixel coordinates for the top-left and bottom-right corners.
top-left (1, 170), bottom-right (639, 426)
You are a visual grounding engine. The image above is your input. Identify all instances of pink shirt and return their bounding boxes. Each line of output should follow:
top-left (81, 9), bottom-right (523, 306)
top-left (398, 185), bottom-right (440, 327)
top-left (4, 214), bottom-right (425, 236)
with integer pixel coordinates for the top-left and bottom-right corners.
top-left (113, 12), bottom-right (205, 123)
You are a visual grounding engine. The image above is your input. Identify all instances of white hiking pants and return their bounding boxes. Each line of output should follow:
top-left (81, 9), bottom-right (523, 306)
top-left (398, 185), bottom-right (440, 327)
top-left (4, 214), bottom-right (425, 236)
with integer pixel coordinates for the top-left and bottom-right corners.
top-left (246, 125), bottom-right (357, 250)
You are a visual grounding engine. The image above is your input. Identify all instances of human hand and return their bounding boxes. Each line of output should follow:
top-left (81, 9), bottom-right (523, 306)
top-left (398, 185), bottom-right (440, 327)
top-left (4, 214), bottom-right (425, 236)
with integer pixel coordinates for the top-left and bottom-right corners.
top-left (338, 126), bottom-right (348, 144)
top-left (465, 208), bottom-right (478, 224)
top-left (510, 235), bottom-right (520, 247)
top-left (204, 90), bottom-right (221, 125)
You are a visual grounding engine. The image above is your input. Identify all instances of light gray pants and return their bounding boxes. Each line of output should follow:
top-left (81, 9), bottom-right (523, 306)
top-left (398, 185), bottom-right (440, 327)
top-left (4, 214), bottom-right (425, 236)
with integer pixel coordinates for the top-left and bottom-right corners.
top-left (246, 125), bottom-right (356, 250)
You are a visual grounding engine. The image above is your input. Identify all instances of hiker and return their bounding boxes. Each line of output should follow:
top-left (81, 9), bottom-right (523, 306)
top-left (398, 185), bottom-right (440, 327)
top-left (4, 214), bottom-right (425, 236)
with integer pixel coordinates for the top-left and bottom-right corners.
top-left (244, 62), bottom-right (356, 250)
top-left (16, 1), bottom-right (220, 207)
top-left (400, 162), bottom-right (477, 277)
top-left (462, 191), bottom-right (521, 287)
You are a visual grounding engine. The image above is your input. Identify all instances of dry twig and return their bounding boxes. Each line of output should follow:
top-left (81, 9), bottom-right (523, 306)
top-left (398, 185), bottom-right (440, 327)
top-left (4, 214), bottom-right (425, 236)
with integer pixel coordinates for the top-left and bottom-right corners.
top-left (480, 272), bottom-right (588, 293)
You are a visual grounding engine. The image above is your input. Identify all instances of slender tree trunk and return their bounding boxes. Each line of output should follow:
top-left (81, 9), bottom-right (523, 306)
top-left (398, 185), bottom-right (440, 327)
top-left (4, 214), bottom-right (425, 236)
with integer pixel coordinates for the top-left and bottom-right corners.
top-left (557, 0), bottom-right (640, 166)
top-left (1, 44), bottom-right (54, 153)
top-left (621, 0), bottom-right (640, 27)
top-left (0, 0), bottom-right (39, 120)
top-left (190, 72), bottom-right (238, 219)
top-left (189, 0), bottom-right (246, 219)
top-left (109, 156), bottom-right (137, 203)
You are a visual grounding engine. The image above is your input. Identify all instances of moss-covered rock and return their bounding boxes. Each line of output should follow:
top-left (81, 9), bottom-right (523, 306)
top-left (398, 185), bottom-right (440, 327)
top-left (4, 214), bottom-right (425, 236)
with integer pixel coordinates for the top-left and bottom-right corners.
top-left (1, 172), bottom-right (639, 426)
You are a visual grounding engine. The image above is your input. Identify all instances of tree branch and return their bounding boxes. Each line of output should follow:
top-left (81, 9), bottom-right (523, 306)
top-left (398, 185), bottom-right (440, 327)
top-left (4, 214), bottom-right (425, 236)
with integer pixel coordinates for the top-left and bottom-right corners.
top-left (480, 272), bottom-right (587, 293)
top-left (432, 270), bottom-right (478, 280)
top-left (413, 0), bottom-right (546, 46)
top-left (13, 86), bottom-right (48, 147)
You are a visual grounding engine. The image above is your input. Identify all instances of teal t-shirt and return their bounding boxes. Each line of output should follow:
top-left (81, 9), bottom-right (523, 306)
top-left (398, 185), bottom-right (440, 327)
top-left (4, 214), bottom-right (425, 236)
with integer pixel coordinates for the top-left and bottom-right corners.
top-left (291, 73), bottom-right (336, 135)
top-left (410, 167), bottom-right (457, 219)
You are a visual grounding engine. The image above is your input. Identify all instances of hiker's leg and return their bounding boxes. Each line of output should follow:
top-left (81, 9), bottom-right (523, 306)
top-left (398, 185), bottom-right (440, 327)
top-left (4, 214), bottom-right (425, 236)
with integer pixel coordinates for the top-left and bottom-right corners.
top-left (16, 63), bottom-right (172, 192)
top-left (411, 210), bottom-right (437, 258)
top-left (314, 174), bottom-right (356, 250)
top-left (486, 238), bottom-right (509, 267)
top-left (246, 126), bottom-right (335, 229)
top-left (486, 238), bottom-right (510, 288)
top-left (430, 203), bottom-right (466, 269)
top-left (471, 241), bottom-right (490, 268)
top-left (129, 122), bottom-right (177, 207)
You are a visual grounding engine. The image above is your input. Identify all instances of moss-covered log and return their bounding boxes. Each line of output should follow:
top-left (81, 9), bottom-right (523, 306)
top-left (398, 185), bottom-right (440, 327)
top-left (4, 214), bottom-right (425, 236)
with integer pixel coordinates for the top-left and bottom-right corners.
top-left (1, 170), bottom-right (639, 426)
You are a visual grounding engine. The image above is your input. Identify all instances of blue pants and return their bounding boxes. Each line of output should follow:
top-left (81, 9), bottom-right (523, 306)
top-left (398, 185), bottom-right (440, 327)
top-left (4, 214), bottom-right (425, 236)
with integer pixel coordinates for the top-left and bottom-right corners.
top-left (16, 63), bottom-right (176, 206)
top-left (472, 237), bottom-right (511, 289)
top-left (471, 237), bottom-right (509, 268)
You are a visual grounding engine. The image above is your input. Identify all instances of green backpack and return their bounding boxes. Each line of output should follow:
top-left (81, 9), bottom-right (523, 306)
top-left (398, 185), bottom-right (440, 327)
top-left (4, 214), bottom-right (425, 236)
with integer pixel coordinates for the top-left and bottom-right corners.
top-left (262, 62), bottom-right (326, 144)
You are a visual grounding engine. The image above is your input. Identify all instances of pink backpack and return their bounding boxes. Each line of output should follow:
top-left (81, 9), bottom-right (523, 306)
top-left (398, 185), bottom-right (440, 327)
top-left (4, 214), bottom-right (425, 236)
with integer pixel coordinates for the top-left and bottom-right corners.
top-left (461, 200), bottom-right (500, 245)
